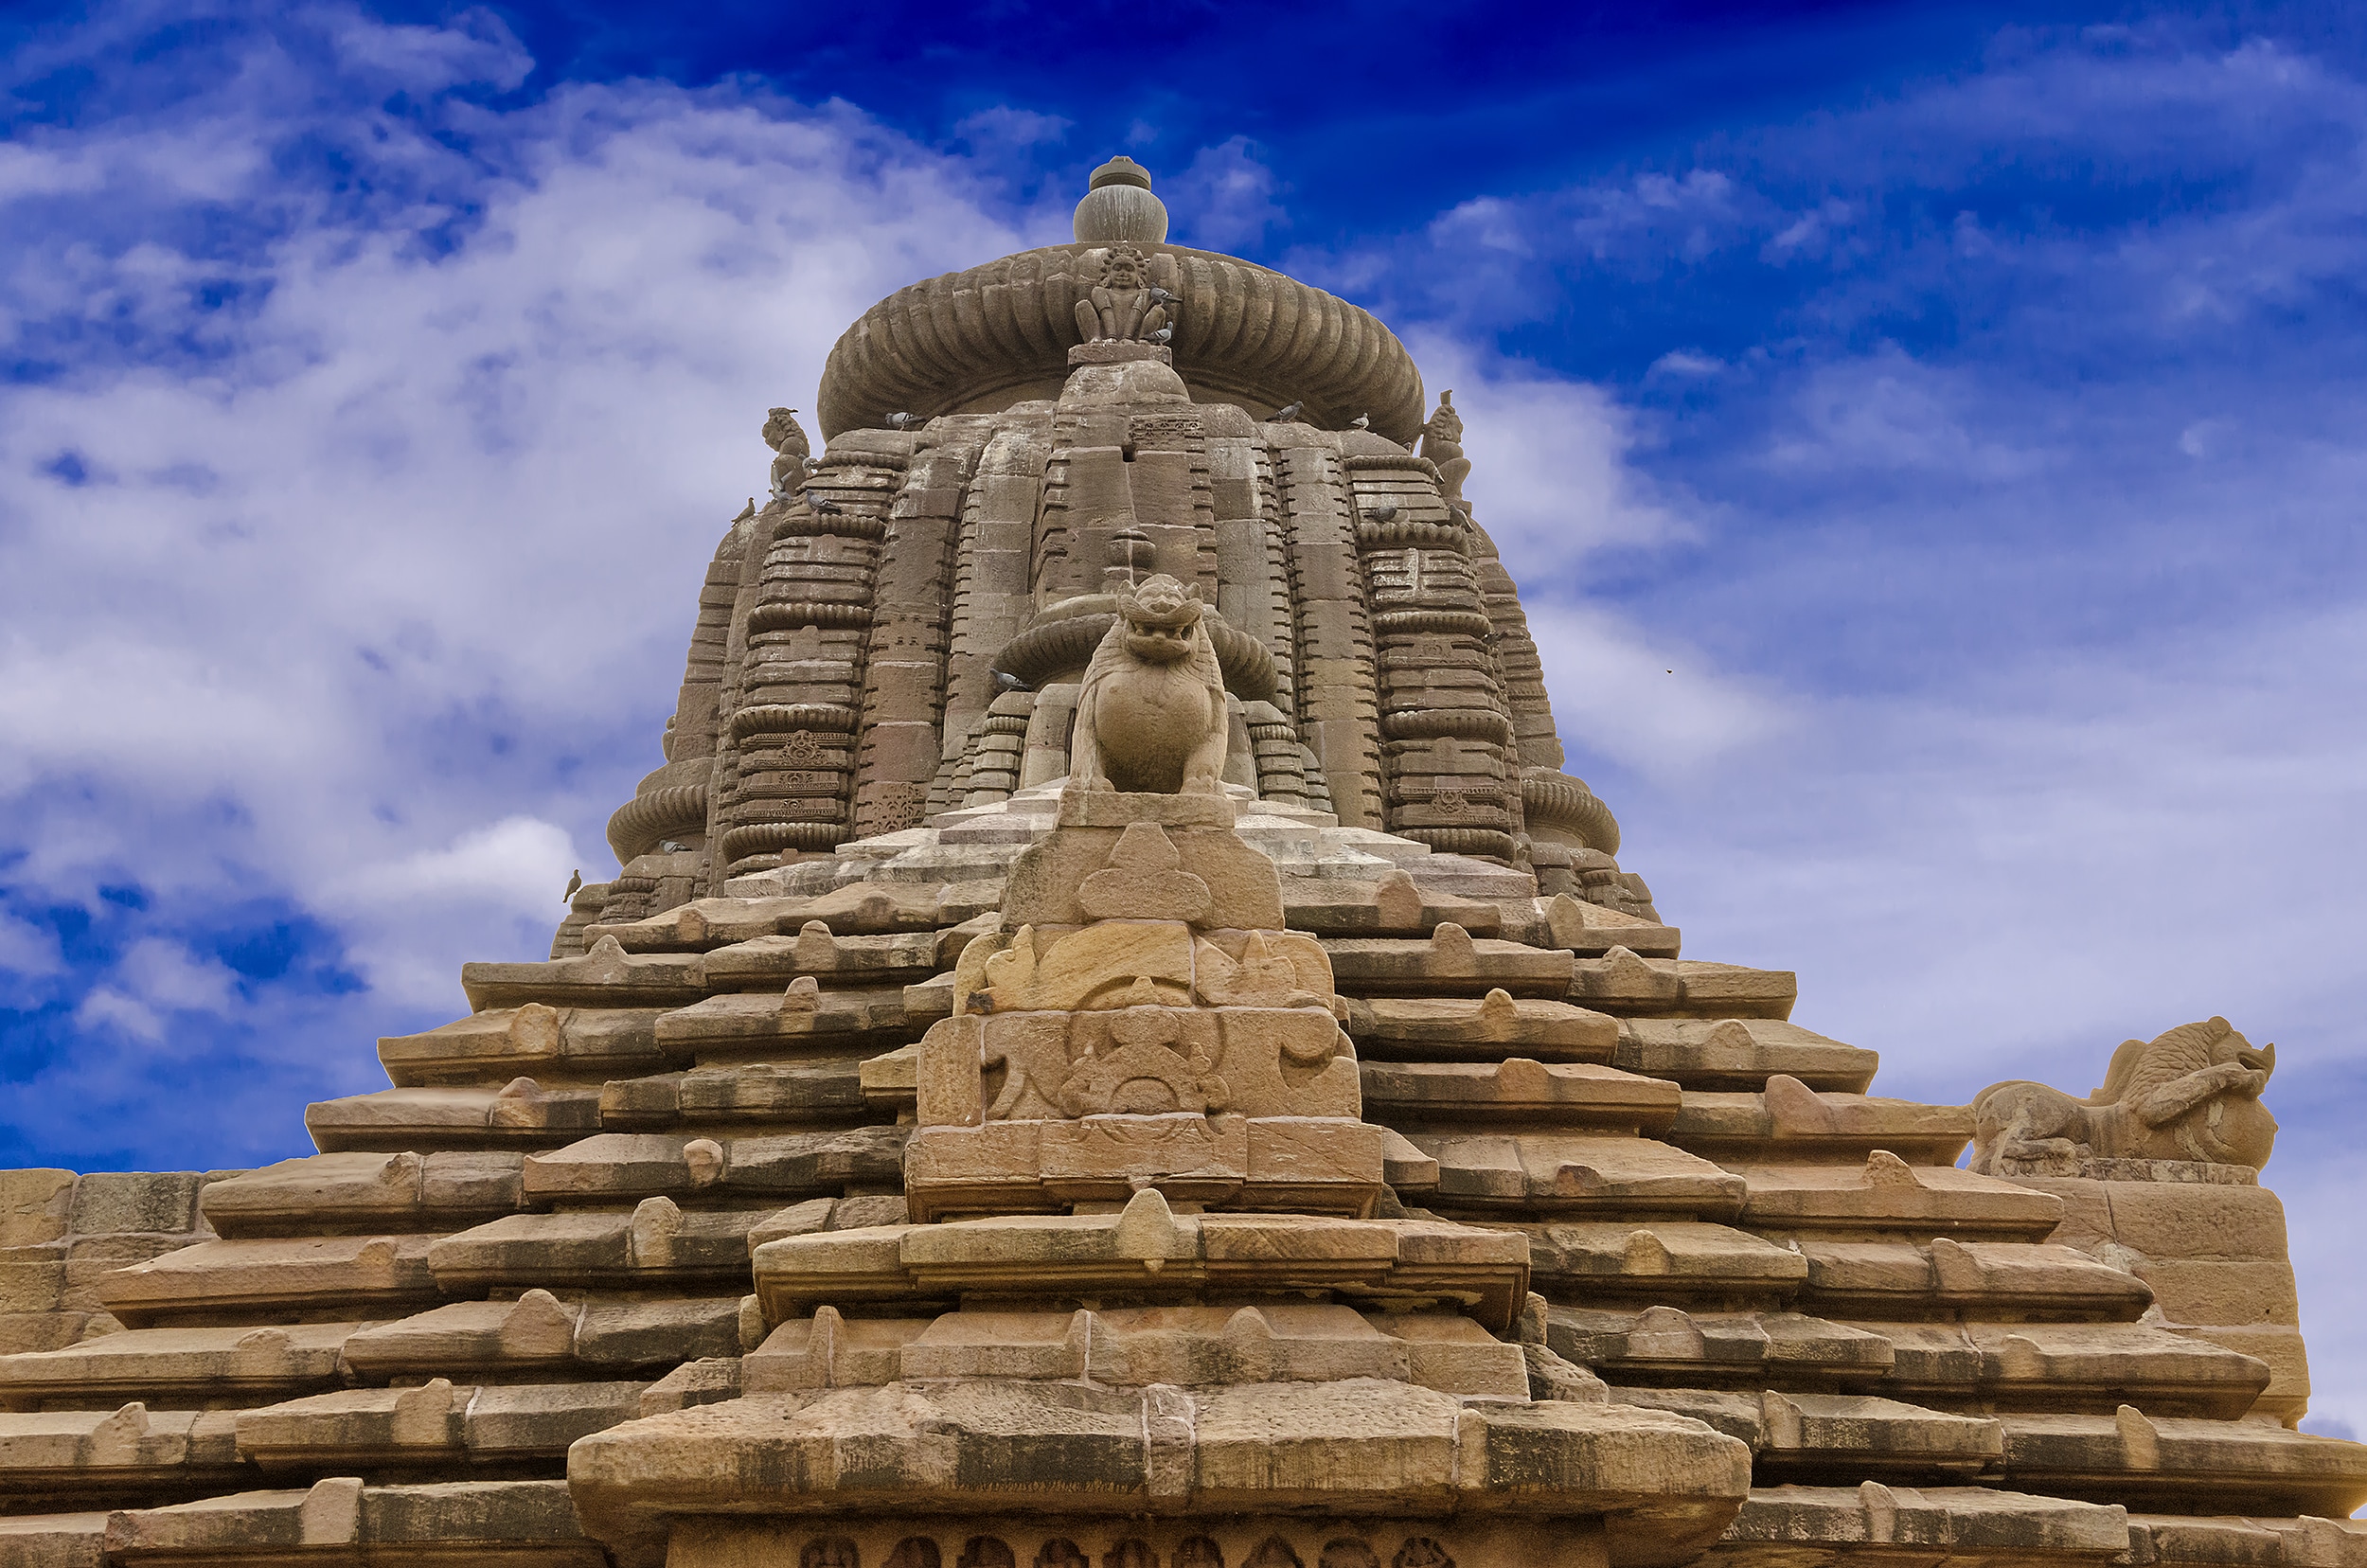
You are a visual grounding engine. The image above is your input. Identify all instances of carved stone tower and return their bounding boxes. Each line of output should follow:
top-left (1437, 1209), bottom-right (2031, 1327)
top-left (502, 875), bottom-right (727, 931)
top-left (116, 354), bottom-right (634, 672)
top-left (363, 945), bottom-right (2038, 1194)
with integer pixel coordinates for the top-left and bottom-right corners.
top-left (0, 161), bottom-right (2360, 1568)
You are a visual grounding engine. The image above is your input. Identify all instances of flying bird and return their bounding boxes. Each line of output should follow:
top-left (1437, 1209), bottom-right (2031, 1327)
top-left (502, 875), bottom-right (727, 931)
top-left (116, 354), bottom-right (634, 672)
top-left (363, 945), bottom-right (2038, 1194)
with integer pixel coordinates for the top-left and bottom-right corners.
top-left (1272, 401), bottom-right (1304, 423)
top-left (885, 411), bottom-right (921, 430)
top-left (562, 869), bottom-right (581, 904)
top-left (1349, 412), bottom-right (1371, 431)
top-left (1362, 504), bottom-right (1400, 524)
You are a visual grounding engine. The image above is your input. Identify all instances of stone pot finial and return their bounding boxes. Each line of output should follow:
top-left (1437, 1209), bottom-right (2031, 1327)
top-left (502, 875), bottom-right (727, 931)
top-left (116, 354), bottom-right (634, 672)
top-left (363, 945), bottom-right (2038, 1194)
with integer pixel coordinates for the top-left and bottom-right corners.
top-left (1075, 155), bottom-right (1168, 244)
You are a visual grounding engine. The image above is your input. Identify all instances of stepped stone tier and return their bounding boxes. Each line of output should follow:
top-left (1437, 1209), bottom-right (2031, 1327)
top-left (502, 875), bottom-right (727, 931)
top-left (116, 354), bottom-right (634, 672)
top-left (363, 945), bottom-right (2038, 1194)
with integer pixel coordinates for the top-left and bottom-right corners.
top-left (1, 159), bottom-right (2360, 1568)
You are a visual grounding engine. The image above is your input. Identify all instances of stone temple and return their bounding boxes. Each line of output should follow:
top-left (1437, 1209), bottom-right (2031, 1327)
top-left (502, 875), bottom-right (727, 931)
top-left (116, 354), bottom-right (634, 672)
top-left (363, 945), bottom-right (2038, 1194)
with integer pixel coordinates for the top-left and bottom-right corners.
top-left (2, 156), bottom-right (2362, 1568)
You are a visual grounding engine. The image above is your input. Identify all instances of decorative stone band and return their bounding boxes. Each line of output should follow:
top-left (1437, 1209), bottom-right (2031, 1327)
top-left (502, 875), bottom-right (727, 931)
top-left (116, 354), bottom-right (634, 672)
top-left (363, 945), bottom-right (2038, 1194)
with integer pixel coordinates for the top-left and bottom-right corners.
top-left (727, 704), bottom-right (859, 742)
top-left (747, 601), bottom-right (875, 633)
top-left (817, 243), bottom-right (1427, 443)
top-left (565, 1378), bottom-right (1753, 1568)
top-left (1521, 771), bottom-right (1623, 857)
top-left (606, 782), bottom-right (710, 864)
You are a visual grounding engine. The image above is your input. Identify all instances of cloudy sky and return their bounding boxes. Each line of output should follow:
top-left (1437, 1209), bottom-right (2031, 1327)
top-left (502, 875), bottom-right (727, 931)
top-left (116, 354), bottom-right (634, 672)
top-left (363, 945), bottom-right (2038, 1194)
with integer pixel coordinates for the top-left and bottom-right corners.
top-left (3, 0), bottom-right (2363, 1430)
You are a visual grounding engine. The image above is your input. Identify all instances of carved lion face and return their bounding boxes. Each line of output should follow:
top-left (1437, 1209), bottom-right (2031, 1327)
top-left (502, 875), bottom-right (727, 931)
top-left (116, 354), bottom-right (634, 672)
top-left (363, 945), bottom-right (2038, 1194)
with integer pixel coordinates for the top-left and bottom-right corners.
top-left (1117, 573), bottom-right (1201, 665)
top-left (2210, 1021), bottom-right (2277, 1079)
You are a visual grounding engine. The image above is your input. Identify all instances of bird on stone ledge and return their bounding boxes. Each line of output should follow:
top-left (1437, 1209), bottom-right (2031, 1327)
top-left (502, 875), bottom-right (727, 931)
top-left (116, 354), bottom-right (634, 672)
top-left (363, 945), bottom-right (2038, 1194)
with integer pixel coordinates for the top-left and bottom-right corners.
top-left (1272, 400), bottom-right (1305, 423)
top-left (885, 411), bottom-right (921, 430)
top-left (992, 670), bottom-right (1033, 694)
top-left (1148, 324), bottom-right (1174, 345)
top-left (1349, 412), bottom-right (1371, 430)
top-left (1362, 504), bottom-right (1400, 524)
top-left (562, 869), bottom-right (581, 904)
top-left (808, 495), bottom-right (845, 515)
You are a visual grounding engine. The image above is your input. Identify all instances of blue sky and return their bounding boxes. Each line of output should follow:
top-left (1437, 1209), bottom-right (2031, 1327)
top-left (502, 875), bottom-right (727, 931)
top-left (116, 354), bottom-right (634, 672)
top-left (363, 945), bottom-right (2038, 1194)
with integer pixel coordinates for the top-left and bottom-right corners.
top-left (4, 0), bottom-right (2365, 1431)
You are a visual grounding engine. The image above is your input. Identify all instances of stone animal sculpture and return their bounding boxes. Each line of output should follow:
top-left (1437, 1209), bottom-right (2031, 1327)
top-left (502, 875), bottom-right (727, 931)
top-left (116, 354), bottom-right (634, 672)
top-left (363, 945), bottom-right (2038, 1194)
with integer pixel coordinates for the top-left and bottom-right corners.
top-left (1969, 1016), bottom-right (2278, 1176)
top-left (1069, 573), bottom-right (1228, 795)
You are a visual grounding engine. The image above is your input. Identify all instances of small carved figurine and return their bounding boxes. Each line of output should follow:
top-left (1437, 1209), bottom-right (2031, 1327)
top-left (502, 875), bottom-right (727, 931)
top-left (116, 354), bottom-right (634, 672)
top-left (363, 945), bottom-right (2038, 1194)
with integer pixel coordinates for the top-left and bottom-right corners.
top-left (762, 406), bottom-right (810, 500)
top-left (1069, 573), bottom-right (1228, 795)
top-left (1969, 1016), bottom-right (2279, 1175)
top-left (1419, 389), bottom-right (1472, 508)
top-left (1075, 242), bottom-right (1170, 343)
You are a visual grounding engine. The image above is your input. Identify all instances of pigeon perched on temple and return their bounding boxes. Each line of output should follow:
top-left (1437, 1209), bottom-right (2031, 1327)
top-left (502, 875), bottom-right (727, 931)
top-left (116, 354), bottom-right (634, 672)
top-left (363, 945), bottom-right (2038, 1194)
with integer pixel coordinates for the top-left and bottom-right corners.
top-left (1272, 400), bottom-right (1304, 423)
top-left (1362, 504), bottom-right (1400, 524)
top-left (885, 411), bottom-right (920, 430)
top-left (1349, 412), bottom-right (1371, 430)
top-left (992, 670), bottom-right (1032, 694)
top-left (562, 869), bottom-right (581, 904)
top-left (809, 495), bottom-right (845, 515)
top-left (1148, 324), bottom-right (1173, 345)
top-left (1146, 285), bottom-right (1180, 306)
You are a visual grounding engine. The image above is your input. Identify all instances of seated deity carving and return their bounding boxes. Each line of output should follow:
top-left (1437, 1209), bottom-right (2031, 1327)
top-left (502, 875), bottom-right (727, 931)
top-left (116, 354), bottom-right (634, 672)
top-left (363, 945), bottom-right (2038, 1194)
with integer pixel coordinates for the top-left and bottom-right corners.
top-left (1969, 1016), bottom-right (2278, 1175)
top-left (1070, 574), bottom-right (1228, 795)
top-left (1075, 242), bottom-right (1170, 342)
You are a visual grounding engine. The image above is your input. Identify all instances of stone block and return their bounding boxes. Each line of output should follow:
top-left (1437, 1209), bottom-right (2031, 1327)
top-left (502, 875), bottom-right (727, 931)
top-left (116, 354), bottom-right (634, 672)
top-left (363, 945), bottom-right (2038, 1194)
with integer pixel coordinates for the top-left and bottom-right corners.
top-left (2135, 1257), bottom-right (2300, 1327)
top-left (65, 1173), bottom-right (203, 1238)
top-left (0, 1261), bottom-right (64, 1315)
top-left (2099, 1181), bottom-right (2291, 1261)
top-left (0, 1170), bottom-right (74, 1249)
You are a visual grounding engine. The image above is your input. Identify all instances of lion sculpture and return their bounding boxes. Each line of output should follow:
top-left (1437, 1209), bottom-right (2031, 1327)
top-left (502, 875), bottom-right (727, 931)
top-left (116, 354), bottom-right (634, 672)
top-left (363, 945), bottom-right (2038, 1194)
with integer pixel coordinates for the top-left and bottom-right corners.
top-left (1968, 1016), bottom-right (2278, 1176)
top-left (1070, 573), bottom-right (1227, 795)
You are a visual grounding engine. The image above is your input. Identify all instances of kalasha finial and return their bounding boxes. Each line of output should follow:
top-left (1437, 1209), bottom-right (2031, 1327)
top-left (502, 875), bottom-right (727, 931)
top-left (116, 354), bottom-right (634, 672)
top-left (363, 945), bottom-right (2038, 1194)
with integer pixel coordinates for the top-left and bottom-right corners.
top-left (1074, 155), bottom-right (1168, 245)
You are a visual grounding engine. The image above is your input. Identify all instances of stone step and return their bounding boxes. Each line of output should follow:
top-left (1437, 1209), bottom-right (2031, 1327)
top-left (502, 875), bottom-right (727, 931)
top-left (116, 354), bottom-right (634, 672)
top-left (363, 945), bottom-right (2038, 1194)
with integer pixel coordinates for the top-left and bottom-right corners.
top-left (340, 1292), bottom-right (750, 1382)
top-left (305, 1083), bottom-right (603, 1154)
top-left (1666, 1077), bottom-right (1971, 1165)
top-left (0, 1323), bottom-right (366, 1411)
top-left (1569, 951), bottom-right (1796, 1020)
top-left (520, 1128), bottom-right (908, 1206)
top-left (0, 1404), bottom-right (245, 1506)
top-left (425, 1202), bottom-right (773, 1292)
top-left (1853, 1320), bottom-right (2273, 1418)
top-left (463, 937), bottom-right (709, 1011)
top-left (1498, 1221), bottom-right (1810, 1301)
top-left (102, 1477), bottom-right (601, 1566)
top-left (568, 1381), bottom-right (1752, 1568)
top-left (748, 1302), bottom-right (1529, 1399)
top-left (595, 1059), bottom-right (878, 1130)
top-left (1402, 1131), bottom-right (1748, 1220)
top-left (234, 1381), bottom-right (646, 1472)
top-left (1996, 1410), bottom-right (2367, 1519)
top-left (377, 1007), bottom-right (673, 1089)
top-left (752, 1194), bottom-right (1532, 1332)
top-left (697, 925), bottom-right (956, 990)
top-left (1714, 1483), bottom-right (2127, 1567)
top-left (1614, 1017), bottom-right (1877, 1093)
top-left (95, 1236), bottom-right (446, 1328)
top-left (1320, 925), bottom-right (1574, 998)
top-left (1797, 1238), bottom-right (2155, 1320)
top-left (1611, 1386), bottom-right (2004, 1482)
top-left (650, 984), bottom-right (924, 1063)
top-left (1361, 1059), bottom-right (1680, 1131)
top-left (1344, 989), bottom-right (1618, 1062)
top-left (1725, 1153), bottom-right (2065, 1241)
top-left (589, 881), bottom-right (978, 951)
top-left (200, 1154), bottom-right (525, 1240)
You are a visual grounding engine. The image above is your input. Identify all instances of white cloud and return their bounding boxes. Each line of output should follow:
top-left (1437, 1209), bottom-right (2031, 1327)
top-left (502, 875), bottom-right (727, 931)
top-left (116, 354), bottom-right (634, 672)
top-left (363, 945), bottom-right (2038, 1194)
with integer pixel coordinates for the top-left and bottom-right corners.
top-left (0, 913), bottom-right (62, 979)
top-left (1167, 136), bottom-right (1286, 253)
top-left (0, 34), bottom-right (1029, 1024)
